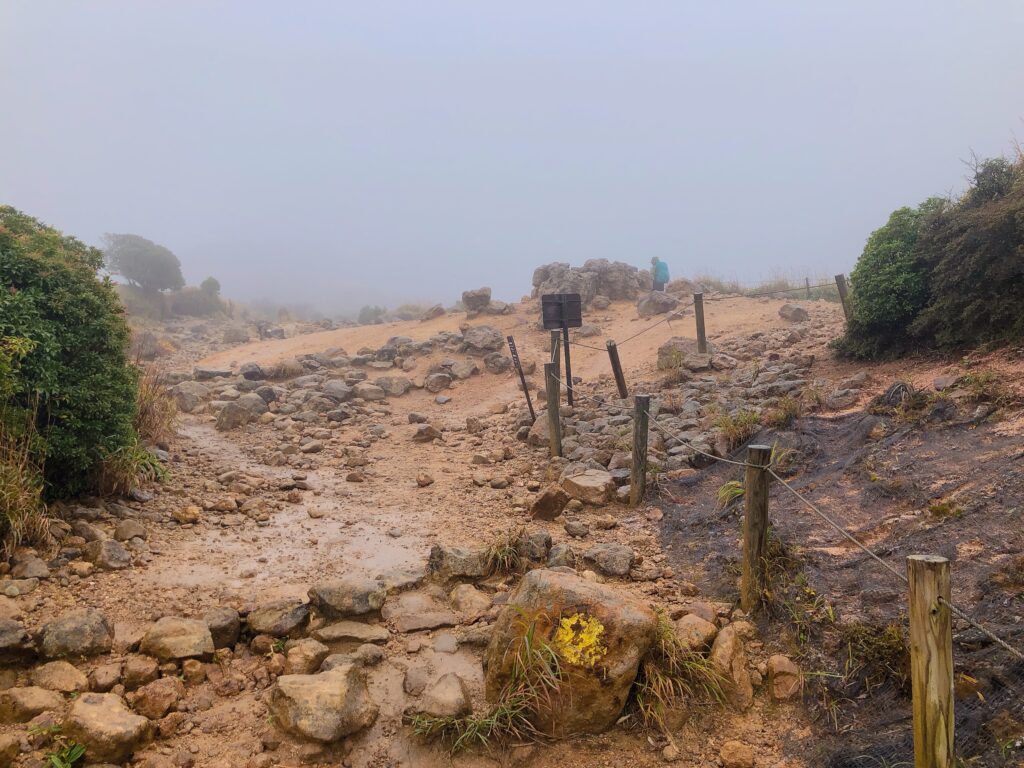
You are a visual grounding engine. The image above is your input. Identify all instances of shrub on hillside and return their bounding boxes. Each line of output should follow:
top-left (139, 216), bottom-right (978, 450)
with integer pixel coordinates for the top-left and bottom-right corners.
top-left (104, 233), bottom-right (185, 293)
top-left (835, 155), bottom-right (1024, 357)
top-left (169, 285), bottom-right (223, 316)
top-left (0, 206), bottom-right (139, 498)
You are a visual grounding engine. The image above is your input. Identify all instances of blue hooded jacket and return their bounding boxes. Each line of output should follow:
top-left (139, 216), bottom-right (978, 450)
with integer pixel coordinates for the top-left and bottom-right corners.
top-left (653, 260), bottom-right (670, 283)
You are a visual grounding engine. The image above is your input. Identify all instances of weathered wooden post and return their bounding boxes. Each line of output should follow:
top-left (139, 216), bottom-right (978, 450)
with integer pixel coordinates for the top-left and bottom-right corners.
top-left (805, 277), bottom-right (811, 299)
top-left (544, 362), bottom-right (562, 458)
top-left (694, 292), bottom-right (708, 354)
top-left (835, 274), bottom-right (851, 321)
top-left (740, 444), bottom-right (772, 613)
top-left (606, 340), bottom-right (629, 399)
top-left (629, 394), bottom-right (650, 507)
top-left (908, 555), bottom-right (954, 768)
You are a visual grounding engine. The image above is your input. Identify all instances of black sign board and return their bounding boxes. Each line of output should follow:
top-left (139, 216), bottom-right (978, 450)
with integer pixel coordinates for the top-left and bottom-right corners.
top-left (541, 293), bottom-right (583, 330)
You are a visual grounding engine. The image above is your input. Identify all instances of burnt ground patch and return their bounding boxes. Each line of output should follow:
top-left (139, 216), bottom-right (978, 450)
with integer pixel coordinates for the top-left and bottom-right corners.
top-left (658, 408), bottom-right (1024, 765)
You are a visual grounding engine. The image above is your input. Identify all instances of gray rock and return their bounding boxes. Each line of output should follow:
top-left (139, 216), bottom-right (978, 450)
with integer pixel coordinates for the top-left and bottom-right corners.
top-left (461, 287), bottom-right (492, 313)
top-left (637, 291), bottom-right (679, 318)
top-left (41, 609), bottom-right (113, 659)
top-left (582, 543), bottom-right (636, 577)
top-left (462, 325), bottom-right (504, 355)
top-left (203, 607), bottom-right (241, 649)
top-left (778, 304), bottom-right (809, 322)
top-left (63, 692), bottom-right (153, 762)
top-left (418, 673), bottom-right (470, 717)
top-left (427, 545), bottom-right (490, 579)
top-left (308, 578), bottom-right (386, 619)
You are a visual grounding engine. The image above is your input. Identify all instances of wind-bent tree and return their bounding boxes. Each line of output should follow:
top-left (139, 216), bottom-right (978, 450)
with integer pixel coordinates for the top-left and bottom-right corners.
top-left (104, 233), bottom-right (185, 293)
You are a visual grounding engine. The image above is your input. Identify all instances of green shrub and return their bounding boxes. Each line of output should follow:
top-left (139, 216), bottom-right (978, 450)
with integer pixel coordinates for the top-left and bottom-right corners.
top-left (835, 155), bottom-right (1024, 357)
top-left (169, 286), bottom-right (223, 316)
top-left (0, 206), bottom-right (139, 498)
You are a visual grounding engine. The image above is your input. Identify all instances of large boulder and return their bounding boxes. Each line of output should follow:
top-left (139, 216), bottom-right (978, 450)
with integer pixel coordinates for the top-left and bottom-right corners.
top-left (778, 304), bottom-right (809, 322)
top-left (169, 381), bottom-right (210, 413)
top-left (63, 693), bottom-right (152, 762)
top-left (581, 544), bottom-right (635, 577)
top-left (484, 569), bottom-right (657, 736)
top-left (83, 539), bottom-right (131, 570)
top-left (40, 609), bottom-right (113, 659)
top-left (215, 401), bottom-right (253, 431)
top-left (560, 469), bottom-right (615, 506)
top-left (461, 287), bottom-right (492, 313)
top-left (374, 376), bottom-right (413, 397)
top-left (530, 485), bottom-right (570, 521)
top-left (0, 687), bottom-right (64, 723)
top-left (656, 337), bottom-right (716, 371)
top-left (268, 664), bottom-right (378, 742)
top-left (307, 578), bottom-right (386, 619)
top-left (462, 325), bottom-right (504, 355)
top-left (532, 260), bottom-right (644, 305)
top-left (636, 291), bottom-right (679, 318)
top-left (139, 617), bottom-right (214, 662)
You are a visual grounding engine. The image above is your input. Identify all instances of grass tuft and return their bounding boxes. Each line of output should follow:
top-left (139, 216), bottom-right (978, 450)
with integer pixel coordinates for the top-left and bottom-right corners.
top-left (713, 409), bottom-right (761, 450)
top-left (486, 526), bottom-right (524, 576)
top-left (134, 364), bottom-right (177, 445)
top-left (0, 406), bottom-right (50, 559)
top-left (411, 613), bottom-right (561, 753)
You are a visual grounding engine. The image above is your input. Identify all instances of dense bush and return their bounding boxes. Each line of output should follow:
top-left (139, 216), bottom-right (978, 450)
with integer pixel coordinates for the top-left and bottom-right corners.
top-left (169, 285), bottom-right (223, 316)
top-left (835, 155), bottom-right (1024, 357)
top-left (0, 206), bottom-right (139, 498)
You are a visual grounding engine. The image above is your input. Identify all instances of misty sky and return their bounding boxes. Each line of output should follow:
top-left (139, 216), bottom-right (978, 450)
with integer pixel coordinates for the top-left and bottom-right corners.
top-left (2, 3), bottom-right (1022, 313)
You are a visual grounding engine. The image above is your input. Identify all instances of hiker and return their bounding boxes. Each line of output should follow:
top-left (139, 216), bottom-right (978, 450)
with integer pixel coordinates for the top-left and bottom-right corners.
top-left (651, 257), bottom-right (670, 291)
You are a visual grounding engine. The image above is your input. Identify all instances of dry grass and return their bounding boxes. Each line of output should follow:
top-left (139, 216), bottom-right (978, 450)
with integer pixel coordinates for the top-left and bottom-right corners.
top-left (96, 439), bottom-right (167, 496)
top-left (0, 408), bottom-right (50, 559)
top-left (713, 409), bottom-right (761, 450)
top-left (134, 364), bottom-right (177, 445)
top-left (411, 613), bottom-right (561, 753)
top-left (763, 395), bottom-right (801, 429)
top-left (486, 526), bottom-right (525, 575)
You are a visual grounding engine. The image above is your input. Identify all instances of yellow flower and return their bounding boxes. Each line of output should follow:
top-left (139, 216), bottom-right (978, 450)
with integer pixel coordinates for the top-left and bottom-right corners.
top-left (552, 612), bottom-right (607, 668)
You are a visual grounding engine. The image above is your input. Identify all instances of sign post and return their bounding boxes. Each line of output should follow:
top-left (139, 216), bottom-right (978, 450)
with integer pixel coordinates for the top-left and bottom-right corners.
top-left (506, 335), bottom-right (535, 424)
top-left (541, 293), bottom-right (582, 407)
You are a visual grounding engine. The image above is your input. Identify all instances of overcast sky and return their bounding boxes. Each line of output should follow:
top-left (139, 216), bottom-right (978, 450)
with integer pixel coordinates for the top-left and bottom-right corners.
top-left (2, 2), bottom-right (1022, 312)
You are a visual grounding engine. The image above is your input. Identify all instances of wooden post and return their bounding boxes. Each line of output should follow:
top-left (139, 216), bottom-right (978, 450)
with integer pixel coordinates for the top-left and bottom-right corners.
top-left (740, 444), bottom-right (772, 613)
top-left (629, 395), bottom-right (651, 507)
top-left (506, 335), bottom-right (535, 424)
top-left (835, 274), bottom-right (851, 321)
top-left (562, 323), bottom-right (574, 407)
top-left (544, 362), bottom-right (562, 458)
top-left (550, 330), bottom-right (561, 374)
top-left (805, 277), bottom-right (811, 299)
top-left (606, 340), bottom-right (629, 399)
top-left (694, 293), bottom-right (708, 354)
top-left (908, 555), bottom-right (954, 768)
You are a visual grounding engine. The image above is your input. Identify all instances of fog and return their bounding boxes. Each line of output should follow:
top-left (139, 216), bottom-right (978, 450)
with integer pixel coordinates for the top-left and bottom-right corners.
top-left (2, 2), bottom-right (1022, 313)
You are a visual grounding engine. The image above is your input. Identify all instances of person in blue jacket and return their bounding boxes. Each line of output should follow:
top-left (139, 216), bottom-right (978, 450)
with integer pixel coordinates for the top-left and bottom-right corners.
top-left (651, 257), bottom-right (670, 291)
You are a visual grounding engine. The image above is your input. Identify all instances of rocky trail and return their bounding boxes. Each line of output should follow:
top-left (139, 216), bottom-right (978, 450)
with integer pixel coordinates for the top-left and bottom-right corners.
top-left (2, 265), bottom-right (1022, 768)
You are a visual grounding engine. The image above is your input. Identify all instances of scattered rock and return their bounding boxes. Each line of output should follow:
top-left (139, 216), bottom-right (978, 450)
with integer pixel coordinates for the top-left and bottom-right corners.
top-left (204, 607), bottom-right (241, 649)
top-left (31, 660), bottom-right (88, 693)
top-left (83, 539), bottom-right (132, 570)
top-left (674, 614), bottom-right (717, 652)
top-left (139, 617), bottom-right (214, 662)
top-left (247, 600), bottom-right (311, 638)
top-left (418, 673), bottom-right (470, 717)
top-left (427, 545), bottom-right (490, 580)
top-left (63, 693), bottom-right (153, 763)
top-left (268, 664), bottom-right (379, 743)
top-left (530, 485), bottom-right (570, 520)
top-left (308, 578), bottom-right (386, 619)
top-left (709, 624), bottom-right (753, 710)
top-left (0, 686), bottom-right (64, 723)
top-left (778, 304), bottom-right (809, 322)
top-left (561, 469), bottom-right (615, 506)
top-left (449, 584), bottom-right (491, 616)
top-left (41, 609), bottom-right (113, 659)
top-left (582, 543), bottom-right (635, 577)
top-left (767, 654), bottom-right (802, 701)
top-left (128, 676), bottom-right (185, 719)
top-left (720, 739), bottom-right (756, 768)
top-left (285, 638), bottom-right (330, 675)
top-left (637, 291), bottom-right (679, 318)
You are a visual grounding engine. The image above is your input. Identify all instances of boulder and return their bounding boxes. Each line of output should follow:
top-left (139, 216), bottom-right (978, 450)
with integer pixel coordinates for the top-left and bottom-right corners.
top-left (448, 584), bottom-right (491, 616)
top-left (0, 687), bottom-right (64, 723)
top-left (709, 624), bottom-right (753, 710)
top-left (247, 600), bottom-right (310, 638)
top-left (484, 569), bottom-right (657, 736)
top-left (240, 362), bottom-right (265, 381)
top-left (215, 401), bottom-right (253, 431)
top-left (581, 544), bottom-right (635, 577)
top-left (268, 664), bottom-right (378, 742)
top-left (113, 519), bottom-right (147, 542)
top-left (418, 673), bottom-right (471, 717)
top-left (63, 693), bottom-right (152, 763)
top-left (352, 382), bottom-right (386, 401)
top-left (139, 617), bottom-right (214, 661)
top-left (203, 607), bottom-right (241, 649)
top-left (412, 424), bottom-right (442, 442)
top-left (0, 618), bottom-right (33, 662)
top-left (427, 545), bottom-right (490, 580)
top-left (83, 539), bottom-right (131, 570)
top-left (31, 660), bottom-right (88, 693)
top-left (169, 381), bottom-right (210, 413)
top-left (307, 578), bottom-right (386, 619)
top-left (461, 287), bottom-right (492, 313)
top-left (636, 291), bottom-right (679, 318)
top-left (40, 609), bottom-right (113, 659)
top-left (128, 676), bottom-right (185, 719)
top-left (720, 740), bottom-right (756, 768)
top-left (483, 352), bottom-right (512, 374)
top-left (462, 325), bottom-right (504, 355)
top-left (530, 486), bottom-right (570, 520)
top-left (656, 337), bottom-right (715, 371)
top-left (424, 373), bottom-right (452, 393)
top-left (767, 654), bottom-right (802, 701)
top-left (322, 379), bottom-right (353, 401)
top-left (674, 613), bottom-right (717, 652)
top-left (374, 376), bottom-right (413, 397)
top-left (561, 469), bottom-right (615, 506)
top-left (420, 304), bottom-right (446, 321)
top-left (778, 304), bottom-right (809, 322)
top-left (285, 638), bottom-right (330, 675)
